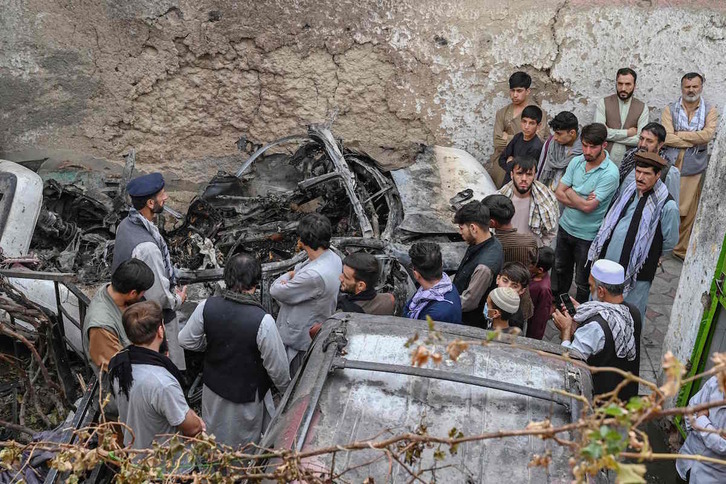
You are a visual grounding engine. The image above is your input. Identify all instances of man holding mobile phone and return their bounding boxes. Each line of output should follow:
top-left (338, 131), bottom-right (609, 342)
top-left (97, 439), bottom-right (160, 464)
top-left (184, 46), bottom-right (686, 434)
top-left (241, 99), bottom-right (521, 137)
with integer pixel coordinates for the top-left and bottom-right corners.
top-left (552, 259), bottom-right (641, 401)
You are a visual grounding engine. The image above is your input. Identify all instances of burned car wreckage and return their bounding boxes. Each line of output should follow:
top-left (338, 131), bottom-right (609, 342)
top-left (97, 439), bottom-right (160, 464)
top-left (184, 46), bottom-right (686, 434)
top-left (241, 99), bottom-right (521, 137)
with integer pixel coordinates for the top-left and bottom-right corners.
top-left (2, 124), bottom-right (497, 315)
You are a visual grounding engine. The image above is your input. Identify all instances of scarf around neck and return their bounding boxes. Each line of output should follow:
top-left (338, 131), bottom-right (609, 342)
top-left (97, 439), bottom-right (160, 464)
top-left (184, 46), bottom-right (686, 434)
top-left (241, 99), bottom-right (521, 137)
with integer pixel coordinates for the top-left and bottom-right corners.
top-left (538, 136), bottom-right (582, 187)
top-left (108, 345), bottom-right (186, 400)
top-left (407, 273), bottom-right (453, 320)
top-left (127, 208), bottom-right (178, 286)
top-left (221, 289), bottom-right (266, 310)
top-left (574, 301), bottom-right (636, 361)
top-left (587, 179), bottom-right (670, 293)
top-left (673, 96), bottom-right (706, 132)
top-left (499, 181), bottom-right (559, 238)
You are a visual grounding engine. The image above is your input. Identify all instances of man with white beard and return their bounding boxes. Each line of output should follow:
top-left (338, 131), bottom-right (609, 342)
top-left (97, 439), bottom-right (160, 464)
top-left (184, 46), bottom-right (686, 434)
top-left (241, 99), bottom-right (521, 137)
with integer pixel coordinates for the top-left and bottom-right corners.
top-left (661, 72), bottom-right (719, 259)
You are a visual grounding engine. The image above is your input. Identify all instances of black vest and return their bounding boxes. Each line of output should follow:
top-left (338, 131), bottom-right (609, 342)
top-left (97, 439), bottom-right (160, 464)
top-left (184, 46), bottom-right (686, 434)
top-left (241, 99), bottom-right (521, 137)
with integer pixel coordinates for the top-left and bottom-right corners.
top-left (586, 302), bottom-right (642, 401)
top-left (453, 237), bottom-right (504, 327)
top-left (202, 296), bottom-right (273, 404)
top-left (599, 192), bottom-right (674, 283)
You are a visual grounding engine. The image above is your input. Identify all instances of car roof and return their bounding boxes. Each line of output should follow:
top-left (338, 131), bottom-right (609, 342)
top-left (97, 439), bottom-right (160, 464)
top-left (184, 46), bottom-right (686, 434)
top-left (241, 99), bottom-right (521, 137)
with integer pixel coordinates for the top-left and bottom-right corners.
top-left (261, 313), bottom-right (593, 483)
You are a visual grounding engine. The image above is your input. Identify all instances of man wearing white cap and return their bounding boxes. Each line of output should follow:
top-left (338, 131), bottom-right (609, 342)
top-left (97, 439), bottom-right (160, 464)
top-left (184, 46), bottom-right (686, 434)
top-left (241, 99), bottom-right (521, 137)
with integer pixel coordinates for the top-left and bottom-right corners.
top-left (484, 286), bottom-right (520, 334)
top-left (552, 259), bottom-right (642, 401)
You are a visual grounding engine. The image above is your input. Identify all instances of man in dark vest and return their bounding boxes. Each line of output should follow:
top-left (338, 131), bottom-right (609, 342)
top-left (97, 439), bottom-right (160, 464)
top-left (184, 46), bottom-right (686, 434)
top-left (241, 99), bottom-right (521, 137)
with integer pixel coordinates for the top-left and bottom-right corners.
top-left (618, 122), bottom-right (681, 204)
top-left (179, 253), bottom-right (290, 447)
top-left (453, 201), bottom-right (504, 327)
top-left (553, 259), bottom-right (641, 401)
top-left (111, 173), bottom-right (188, 370)
top-left (594, 68), bottom-right (648, 167)
top-left (587, 151), bottom-right (679, 320)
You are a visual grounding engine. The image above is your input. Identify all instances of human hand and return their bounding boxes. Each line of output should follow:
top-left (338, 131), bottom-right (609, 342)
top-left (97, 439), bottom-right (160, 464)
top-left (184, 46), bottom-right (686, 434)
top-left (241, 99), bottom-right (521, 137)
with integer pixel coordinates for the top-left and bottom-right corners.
top-left (552, 309), bottom-right (574, 340)
top-left (697, 409), bottom-right (709, 418)
top-left (507, 156), bottom-right (514, 162)
top-left (627, 127), bottom-right (637, 138)
top-left (287, 270), bottom-right (295, 280)
top-left (587, 192), bottom-right (596, 201)
top-left (176, 286), bottom-right (188, 304)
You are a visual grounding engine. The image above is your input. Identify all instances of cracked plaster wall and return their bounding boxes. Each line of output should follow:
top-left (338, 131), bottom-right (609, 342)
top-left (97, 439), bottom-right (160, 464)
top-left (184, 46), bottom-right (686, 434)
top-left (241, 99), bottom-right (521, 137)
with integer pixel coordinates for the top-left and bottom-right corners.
top-left (661, 115), bottom-right (726, 388)
top-left (2, 0), bottom-right (726, 188)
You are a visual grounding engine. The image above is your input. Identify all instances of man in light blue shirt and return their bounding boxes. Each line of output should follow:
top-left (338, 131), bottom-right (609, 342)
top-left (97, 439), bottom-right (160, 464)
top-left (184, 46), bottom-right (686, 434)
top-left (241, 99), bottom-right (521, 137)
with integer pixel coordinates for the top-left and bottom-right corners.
top-left (554, 123), bottom-right (620, 303)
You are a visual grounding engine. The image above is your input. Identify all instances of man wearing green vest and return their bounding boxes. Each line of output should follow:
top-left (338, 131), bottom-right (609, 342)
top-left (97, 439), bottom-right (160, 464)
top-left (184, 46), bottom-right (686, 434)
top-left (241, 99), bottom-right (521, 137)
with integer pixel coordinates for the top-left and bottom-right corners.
top-left (83, 259), bottom-right (154, 374)
top-left (594, 68), bottom-right (649, 167)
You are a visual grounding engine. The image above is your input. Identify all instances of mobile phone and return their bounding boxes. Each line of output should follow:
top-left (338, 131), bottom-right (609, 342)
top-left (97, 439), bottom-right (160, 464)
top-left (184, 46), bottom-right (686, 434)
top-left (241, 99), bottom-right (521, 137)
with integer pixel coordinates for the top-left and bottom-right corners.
top-left (559, 294), bottom-right (577, 315)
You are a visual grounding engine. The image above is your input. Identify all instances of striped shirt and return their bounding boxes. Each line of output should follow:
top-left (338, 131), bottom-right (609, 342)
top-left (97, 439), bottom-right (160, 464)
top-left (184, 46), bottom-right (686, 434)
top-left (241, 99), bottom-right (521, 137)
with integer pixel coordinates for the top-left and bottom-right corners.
top-left (494, 228), bottom-right (538, 267)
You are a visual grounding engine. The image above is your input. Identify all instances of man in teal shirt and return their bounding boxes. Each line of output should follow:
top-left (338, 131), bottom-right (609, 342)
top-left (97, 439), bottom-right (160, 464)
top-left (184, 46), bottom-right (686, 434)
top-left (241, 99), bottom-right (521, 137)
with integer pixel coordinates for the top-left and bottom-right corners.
top-left (554, 123), bottom-right (620, 302)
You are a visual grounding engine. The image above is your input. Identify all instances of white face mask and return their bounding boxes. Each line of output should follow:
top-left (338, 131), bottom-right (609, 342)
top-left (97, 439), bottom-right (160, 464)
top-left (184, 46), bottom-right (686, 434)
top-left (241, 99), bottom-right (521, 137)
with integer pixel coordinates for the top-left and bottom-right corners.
top-left (483, 302), bottom-right (491, 320)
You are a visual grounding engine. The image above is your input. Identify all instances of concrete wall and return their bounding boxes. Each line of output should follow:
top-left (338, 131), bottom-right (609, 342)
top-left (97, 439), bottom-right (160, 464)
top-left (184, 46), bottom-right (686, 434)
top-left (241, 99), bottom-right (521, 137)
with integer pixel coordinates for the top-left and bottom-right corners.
top-left (661, 118), bottom-right (726, 379)
top-left (2, 0), bottom-right (726, 187)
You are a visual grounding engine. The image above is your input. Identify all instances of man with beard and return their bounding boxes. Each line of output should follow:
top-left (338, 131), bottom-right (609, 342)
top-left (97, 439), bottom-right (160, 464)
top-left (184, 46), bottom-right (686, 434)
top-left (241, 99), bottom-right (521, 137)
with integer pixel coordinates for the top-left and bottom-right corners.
top-left (553, 123), bottom-right (619, 303)
top-left (84, 259), bottom-right (155, 375)
top-left (498, 156), bottom-right (559, 247)
top-left (489, 71), bottom-right (549, 187)
top-left (109, 301), bottom-right (205, 450)
top-left (337, 252), bottom-right (395, 315)
top-left (618, 122), bottom-right (681, 203)
top-left (594, 68), bottom-right (649, 166)
top-left (453, 201), bottom-right (504, 326)
top-left (112, 173), bottom-right (188, 370)
top-left (537, 111), bottom-right (582, 193)
top-left (587, 151), bottom-right (679, 320)
top-left (661, 72), bottom-right (719, 260)
top-left (552, 259), bottom-right (641, 401)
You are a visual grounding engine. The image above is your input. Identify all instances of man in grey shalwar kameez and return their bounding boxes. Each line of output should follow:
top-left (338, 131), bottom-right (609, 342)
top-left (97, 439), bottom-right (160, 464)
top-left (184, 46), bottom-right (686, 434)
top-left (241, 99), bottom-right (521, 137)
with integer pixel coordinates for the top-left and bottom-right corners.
top-left (270, 213), bottom-right (342, 374)
top-left (179, 254), bottom-right (290, 448)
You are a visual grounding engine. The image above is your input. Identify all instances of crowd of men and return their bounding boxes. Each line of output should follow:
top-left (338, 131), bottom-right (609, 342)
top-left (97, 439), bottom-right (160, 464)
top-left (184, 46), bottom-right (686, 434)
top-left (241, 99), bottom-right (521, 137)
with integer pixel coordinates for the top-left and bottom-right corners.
top-left (80, 67), bottom-right (723, 480)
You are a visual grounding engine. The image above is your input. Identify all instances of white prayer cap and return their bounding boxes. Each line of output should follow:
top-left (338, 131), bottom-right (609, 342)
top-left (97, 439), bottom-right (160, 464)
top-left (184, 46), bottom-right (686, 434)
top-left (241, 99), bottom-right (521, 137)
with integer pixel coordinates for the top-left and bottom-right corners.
top-left (591, 259), bottom-right (625, 285)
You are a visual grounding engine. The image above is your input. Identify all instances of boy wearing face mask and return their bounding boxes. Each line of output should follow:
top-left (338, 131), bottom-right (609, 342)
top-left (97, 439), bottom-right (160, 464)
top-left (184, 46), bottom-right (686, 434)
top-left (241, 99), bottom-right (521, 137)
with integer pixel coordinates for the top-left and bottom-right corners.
top-left (484, 287), bottom-right (520, 333)
top-left (495, 262), bottom-right (532, 331)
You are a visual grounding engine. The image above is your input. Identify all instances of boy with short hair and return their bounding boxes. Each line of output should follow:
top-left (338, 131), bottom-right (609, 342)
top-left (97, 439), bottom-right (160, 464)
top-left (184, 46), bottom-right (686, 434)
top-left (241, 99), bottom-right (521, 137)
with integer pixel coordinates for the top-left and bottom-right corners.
top-left (484, 287), bottom-right (521, 334)
top-left (527, 247), bottom-right (554, 340)
top-left (499, 105), bottom-right (545, 185)
top-left (496, 262), bottom-right (532, 331)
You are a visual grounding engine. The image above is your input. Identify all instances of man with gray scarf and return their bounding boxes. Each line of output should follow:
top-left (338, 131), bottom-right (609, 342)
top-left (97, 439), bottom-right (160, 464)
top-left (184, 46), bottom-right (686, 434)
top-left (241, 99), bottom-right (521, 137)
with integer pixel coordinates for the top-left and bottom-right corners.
top-left (537, 111), bottom-right (583, 195)
top-left (111, 173), bottom-right (188, 370)
top-left (552, 259), bottom-right (641, 401)
top-left (661, 72), bottom-right (719, 260)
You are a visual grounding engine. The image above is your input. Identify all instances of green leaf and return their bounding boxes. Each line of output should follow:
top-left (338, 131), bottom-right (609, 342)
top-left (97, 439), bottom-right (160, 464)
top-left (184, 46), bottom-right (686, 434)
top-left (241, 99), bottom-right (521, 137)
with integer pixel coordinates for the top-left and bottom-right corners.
top-left (603, 404), bottom-right (627, 417)
top-left (626, 397), bottom-right (645, 412)
top-left (427, 316), bottom-right (435, 332)
top-left (582, 442), bottom-right (603, 460)
top-left (615, 463), bottom-right (646, 483)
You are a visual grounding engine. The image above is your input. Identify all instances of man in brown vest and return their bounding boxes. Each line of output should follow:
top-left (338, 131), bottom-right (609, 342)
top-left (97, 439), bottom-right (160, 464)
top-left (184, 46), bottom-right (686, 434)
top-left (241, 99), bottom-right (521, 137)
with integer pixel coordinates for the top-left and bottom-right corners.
top-left (594, 68), bottom-right (648, 167)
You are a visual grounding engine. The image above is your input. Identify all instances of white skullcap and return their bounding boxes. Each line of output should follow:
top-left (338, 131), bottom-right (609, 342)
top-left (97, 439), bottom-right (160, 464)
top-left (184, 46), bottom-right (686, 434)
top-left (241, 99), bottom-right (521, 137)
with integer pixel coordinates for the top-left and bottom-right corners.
top-left (591, 259), bottom-right (625, 285)
top-left (489, 286), bottom-right (520, 314)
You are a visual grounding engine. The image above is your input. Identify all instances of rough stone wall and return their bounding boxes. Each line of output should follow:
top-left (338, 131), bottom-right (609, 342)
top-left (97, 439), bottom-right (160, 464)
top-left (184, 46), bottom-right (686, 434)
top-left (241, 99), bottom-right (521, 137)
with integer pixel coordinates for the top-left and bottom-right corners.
top-left (661, 118), bottom-right (726, 385)
top-left (2, 0), bottom-right (726, 187)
